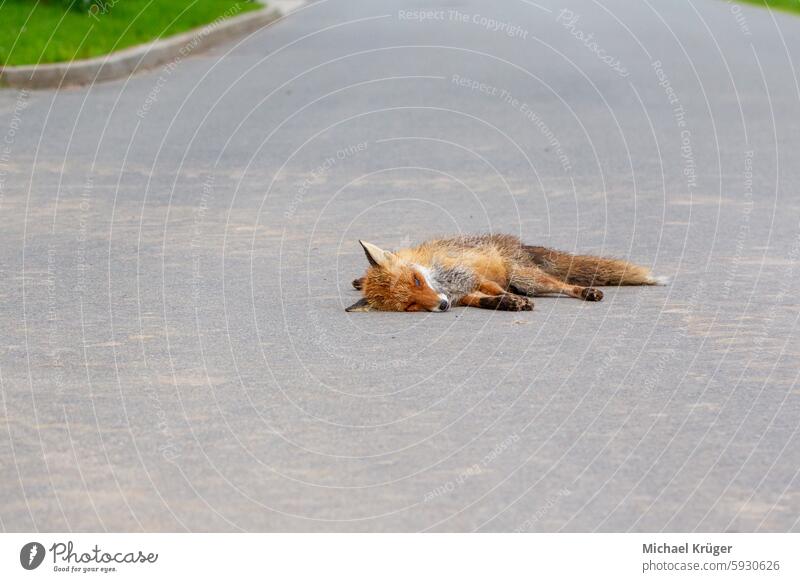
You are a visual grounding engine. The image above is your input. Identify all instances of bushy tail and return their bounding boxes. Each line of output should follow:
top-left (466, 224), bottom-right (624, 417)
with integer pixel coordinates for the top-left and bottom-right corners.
top-left (524, 245), bottom-right (667, 286)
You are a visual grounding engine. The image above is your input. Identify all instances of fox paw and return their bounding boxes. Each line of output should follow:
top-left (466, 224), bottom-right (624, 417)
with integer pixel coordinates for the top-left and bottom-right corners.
top-left (352, 278), bottom-right (364, 290)
top-left (496, 294), bottom-right (533, 311)
top-left (581, 287), bottom-right (603, 301)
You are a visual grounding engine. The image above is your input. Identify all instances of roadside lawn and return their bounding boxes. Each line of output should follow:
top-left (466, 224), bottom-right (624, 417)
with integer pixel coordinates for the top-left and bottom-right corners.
top-left (739, 0), bottom-right (800, 15)
top-left (0, 0), bottom-right (261, 67)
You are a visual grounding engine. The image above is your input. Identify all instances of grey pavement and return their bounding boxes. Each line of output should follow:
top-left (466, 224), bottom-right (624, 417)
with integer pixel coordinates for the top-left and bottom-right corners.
top-left (1, 0), bottom-right (799, 532)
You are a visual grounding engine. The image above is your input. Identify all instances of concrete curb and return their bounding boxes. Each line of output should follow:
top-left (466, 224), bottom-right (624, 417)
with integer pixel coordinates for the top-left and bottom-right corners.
top-left (0, 5), bottom-right (282, 90)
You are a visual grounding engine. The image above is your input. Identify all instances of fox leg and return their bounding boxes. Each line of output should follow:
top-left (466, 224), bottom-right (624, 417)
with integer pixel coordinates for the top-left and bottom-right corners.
top-left (477, 279), bottom-right (506, 296)
top-left (509, 266), bottom-right (603, 301)
top-left (458, 278), bottom-right (534, 310)
top-left (458, 291), bottom-right (533, 311)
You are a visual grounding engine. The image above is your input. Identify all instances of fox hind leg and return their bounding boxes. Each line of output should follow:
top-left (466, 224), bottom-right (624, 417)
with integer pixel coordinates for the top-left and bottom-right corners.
top-left (509, 266), bottom-right (603, 301)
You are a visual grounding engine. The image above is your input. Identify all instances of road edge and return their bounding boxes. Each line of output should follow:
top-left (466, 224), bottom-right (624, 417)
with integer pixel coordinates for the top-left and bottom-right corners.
top-left (0, 5), bottom-right (282, 90)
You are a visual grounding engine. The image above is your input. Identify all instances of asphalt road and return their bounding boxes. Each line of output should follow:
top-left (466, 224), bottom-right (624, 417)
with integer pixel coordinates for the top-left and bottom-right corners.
top-left (1, 0), bottom-right (799, 532)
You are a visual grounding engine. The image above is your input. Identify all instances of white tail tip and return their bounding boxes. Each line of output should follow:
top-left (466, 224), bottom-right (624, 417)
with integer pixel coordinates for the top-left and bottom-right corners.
top-left (647, 275), bottom-right (670, 286)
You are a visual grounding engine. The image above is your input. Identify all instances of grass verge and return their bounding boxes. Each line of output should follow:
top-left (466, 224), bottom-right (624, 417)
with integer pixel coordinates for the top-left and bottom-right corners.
top-left (737, 0), bottom-right (800, 15)
top-left (0, 0), bottom-right (261, 67)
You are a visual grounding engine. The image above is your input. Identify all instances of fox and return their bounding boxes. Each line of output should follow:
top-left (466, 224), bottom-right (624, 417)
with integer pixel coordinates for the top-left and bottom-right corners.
top-left (345, 234), bottom-right (667, 312)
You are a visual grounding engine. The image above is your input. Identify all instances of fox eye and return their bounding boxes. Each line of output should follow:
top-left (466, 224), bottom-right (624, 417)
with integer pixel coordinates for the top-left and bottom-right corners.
top-left (413, 274), bottom-right (422, 287)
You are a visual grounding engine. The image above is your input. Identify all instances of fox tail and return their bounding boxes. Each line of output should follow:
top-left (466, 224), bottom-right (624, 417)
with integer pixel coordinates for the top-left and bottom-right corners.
top-left (524, 246), bottom-right (668, 286)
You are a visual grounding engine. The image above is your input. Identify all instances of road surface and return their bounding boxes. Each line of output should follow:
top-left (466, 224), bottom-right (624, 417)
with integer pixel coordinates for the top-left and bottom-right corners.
top-left (1, 0), bottom-right (799, 531)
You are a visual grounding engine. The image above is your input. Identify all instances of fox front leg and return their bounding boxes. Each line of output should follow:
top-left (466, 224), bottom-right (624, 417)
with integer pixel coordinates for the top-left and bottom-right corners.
top-left (457, 277), bottom-right (533, 311)
top-left (458, 291), bottom-right (533, 311)
top-left (477, 279), bottom-right (507, 296)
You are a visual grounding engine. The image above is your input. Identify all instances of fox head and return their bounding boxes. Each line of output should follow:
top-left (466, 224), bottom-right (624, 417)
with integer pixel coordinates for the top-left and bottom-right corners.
top-left (346, 241), bottom-right (450, 312)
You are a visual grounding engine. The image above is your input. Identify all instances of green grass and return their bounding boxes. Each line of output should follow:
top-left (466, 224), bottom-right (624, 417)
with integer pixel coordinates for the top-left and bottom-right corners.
top-left (0, 0), bottom-right (261, 67)
top-left (737, 0), bottom-right (800, 15)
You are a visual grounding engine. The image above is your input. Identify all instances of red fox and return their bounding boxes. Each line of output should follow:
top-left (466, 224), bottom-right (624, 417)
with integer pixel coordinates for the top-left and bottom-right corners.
top-left (346, 234), bottom-right (666, 312)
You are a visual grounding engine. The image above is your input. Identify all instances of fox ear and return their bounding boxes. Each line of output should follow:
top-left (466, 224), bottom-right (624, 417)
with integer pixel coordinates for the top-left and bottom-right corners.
top-left (345, 298), bottom-right (374, 312)
top-left (359, 240), bottom-right (395, 269)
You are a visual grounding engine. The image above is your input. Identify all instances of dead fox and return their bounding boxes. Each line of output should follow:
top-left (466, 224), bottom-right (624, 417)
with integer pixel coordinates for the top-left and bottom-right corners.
top-left (346, 234), bottom-right (666, 312)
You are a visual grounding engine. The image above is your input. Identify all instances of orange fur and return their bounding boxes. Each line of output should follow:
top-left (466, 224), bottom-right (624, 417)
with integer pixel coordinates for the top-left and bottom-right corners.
top-left (347, 234), bottom-right (663, 312)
